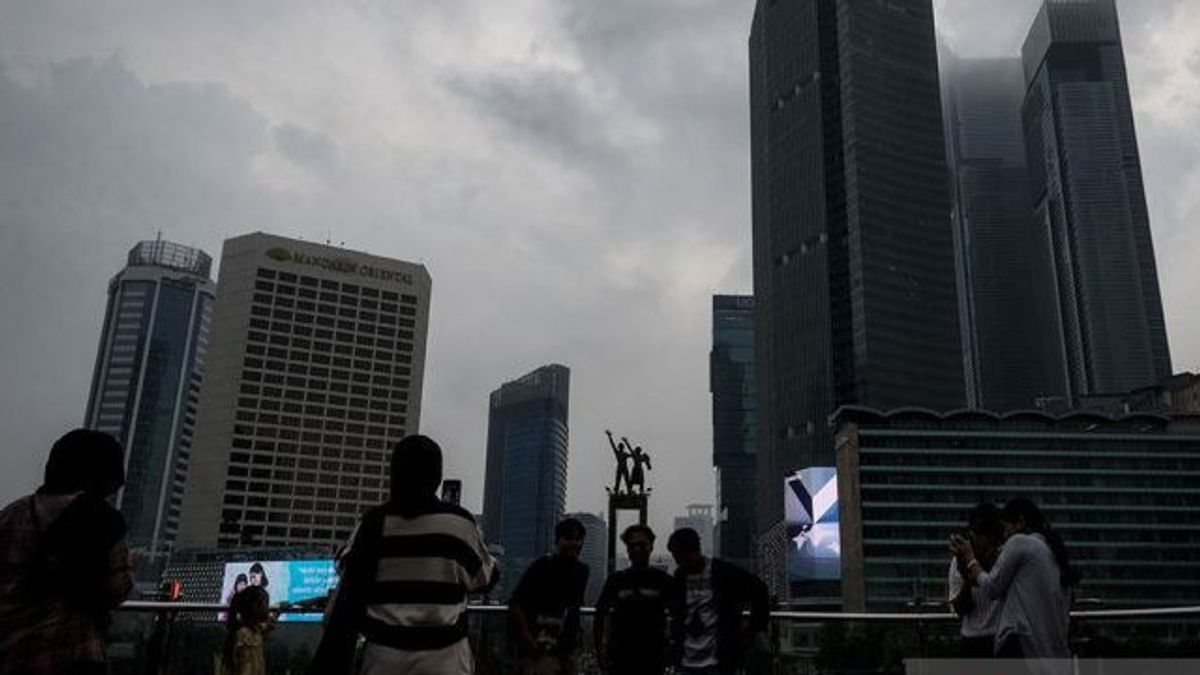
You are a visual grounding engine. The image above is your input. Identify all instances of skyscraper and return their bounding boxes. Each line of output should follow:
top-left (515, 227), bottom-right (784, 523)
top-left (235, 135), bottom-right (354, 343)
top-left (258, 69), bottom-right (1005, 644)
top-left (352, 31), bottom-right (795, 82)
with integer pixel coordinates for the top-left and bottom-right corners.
top-left (482, 364), bottom-right (570, 566)
top-left (1021, 0), bottom-right (1171, 400)
top-left (711, 295), bottom-right (756, 568)
top-left (85, 239), bottom-right (215, 555)
top-left (749, 0), bottom-right (964, 582)
top-left (943, 55), bottom-right (1067, 411)
top-left (176, 233), bottom-right (431, 548)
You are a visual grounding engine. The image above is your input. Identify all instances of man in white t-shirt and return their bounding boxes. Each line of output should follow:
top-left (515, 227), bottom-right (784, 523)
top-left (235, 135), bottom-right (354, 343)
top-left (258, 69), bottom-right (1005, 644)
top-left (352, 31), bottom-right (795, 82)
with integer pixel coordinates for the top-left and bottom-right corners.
top-left (668, 528), bottom-right (769, 675)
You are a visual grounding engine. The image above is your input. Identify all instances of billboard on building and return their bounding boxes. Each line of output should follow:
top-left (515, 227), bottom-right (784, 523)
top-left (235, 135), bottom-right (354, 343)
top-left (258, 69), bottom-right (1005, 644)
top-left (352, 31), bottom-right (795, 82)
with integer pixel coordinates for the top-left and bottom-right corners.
top-left (219, 559), bottom-right (337, 623)
top-left (785, 467), bottom-right (841, 586)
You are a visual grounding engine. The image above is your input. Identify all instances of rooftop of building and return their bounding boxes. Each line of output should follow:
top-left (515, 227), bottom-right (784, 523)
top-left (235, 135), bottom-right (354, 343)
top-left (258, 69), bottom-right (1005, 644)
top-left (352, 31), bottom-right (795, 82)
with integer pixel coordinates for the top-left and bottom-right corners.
top-left (830, 404), bottom-right (1200, 434)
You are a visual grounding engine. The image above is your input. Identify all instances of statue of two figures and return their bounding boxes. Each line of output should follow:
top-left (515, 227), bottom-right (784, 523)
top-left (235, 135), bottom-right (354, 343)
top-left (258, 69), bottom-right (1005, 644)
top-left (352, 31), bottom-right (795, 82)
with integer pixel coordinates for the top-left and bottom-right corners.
top-left (606, 429), bottom-right (651, 495)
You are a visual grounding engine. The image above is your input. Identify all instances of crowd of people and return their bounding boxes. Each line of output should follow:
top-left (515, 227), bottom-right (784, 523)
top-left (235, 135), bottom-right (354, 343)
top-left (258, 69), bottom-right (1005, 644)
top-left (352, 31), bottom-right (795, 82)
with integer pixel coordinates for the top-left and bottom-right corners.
top-left (311, 434), bottom-right (771, 675)
top-left (0, 429), bottom-right (1083, 675)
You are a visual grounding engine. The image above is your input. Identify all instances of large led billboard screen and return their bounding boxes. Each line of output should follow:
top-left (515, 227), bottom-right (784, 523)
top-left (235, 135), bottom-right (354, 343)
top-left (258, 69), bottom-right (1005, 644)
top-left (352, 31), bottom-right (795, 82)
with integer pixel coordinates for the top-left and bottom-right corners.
top-left (219, 559), bottom-right (337, 623)
top-left (785, 467), bottom-right (841, 585)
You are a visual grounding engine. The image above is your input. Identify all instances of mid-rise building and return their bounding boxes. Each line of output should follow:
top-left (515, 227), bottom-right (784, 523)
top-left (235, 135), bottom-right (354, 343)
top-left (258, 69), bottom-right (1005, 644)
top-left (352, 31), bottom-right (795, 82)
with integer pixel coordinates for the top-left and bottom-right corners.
top-left (943, 55), bottom-right (1067, 411)
top-left (835, 407), bottom-right (1200, 613)
top-left (482, 364), bottom-right (571, 568)
top-left (711, 295), bottom-right (757, 569)
top-left (1021, 0), bottom-right (1171, 401)
top-left (566, 512), bottom-right (607, 605)
top-left (750, 0), bottom-right (964, 589)
top-left (674, 504), bottom-right (715, 557)
top-left (176, 233), bottom-right (431, 549)
top-left (85, 239), bottom-right (215, 556)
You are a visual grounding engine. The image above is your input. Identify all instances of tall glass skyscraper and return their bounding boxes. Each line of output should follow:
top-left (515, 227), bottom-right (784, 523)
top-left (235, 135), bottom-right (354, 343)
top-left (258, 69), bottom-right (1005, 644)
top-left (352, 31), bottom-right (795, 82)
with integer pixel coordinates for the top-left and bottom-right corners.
top-left (1021, 0), bottom-right (1171, 400)
top-left (749, 0), bottom-right (964, 588)
top-left (482, 364), bottom-right (570, 567)
top-left (85, 239), bottom-right (215, 555)
top-left (711, 295), bottom-right (756, 568)
top-left (944, 56), bottom-right (1068, 411)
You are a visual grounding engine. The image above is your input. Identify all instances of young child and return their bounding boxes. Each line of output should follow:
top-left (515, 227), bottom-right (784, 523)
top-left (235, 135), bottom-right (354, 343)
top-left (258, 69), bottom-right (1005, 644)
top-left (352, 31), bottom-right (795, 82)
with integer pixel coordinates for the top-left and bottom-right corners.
top-left (222, 585), bottom-right (273, 675)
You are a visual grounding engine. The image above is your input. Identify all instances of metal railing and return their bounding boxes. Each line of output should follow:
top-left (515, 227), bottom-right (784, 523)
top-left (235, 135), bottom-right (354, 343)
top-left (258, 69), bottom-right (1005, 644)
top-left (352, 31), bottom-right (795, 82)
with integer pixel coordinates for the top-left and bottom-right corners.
top-left (106, 602), bottom-right (1200, 674)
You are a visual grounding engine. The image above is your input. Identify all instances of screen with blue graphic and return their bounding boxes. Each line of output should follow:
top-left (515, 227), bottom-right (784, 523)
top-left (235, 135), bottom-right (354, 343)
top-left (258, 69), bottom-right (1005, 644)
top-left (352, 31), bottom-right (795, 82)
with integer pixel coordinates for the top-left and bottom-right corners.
top-left (219, 560), bottom-right (337, 623)
top-left (785, 467), bottom-right (841, 587)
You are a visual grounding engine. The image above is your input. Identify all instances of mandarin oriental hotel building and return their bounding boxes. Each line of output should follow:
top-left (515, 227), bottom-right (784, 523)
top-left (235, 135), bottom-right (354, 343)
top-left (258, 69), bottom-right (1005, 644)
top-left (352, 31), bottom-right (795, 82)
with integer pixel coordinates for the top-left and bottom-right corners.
top-left (176, 233), bottom-right (430, 549)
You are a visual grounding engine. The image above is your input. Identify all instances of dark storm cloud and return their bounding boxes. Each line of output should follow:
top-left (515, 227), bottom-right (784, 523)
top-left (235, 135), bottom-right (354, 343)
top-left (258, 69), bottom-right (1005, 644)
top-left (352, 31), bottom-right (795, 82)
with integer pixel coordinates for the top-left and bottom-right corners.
top-left (0, 1), bottom-right (1196, 539)
top-left (0, 55), bottom-right (285, 493)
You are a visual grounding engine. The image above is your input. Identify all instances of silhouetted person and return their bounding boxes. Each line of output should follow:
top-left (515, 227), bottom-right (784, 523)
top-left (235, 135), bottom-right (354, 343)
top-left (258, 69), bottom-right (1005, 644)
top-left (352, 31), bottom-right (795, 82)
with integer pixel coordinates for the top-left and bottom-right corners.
top-left (222, 585), bottom-right (274, 675)
top-left (951, 498), bottom-right (1078, 673)
top-left (311, 435), bottom-right (497, 675)
top-left (0, 429), bottom-right (134, 675)
top-left (510, 518), bottom-right (590, 675)
top-left (594, 524), bottom-right (675, 675)
top-left (667, 528), bottom-right (769, 675)
top-left (948, 503), bottom-right (1004, 658)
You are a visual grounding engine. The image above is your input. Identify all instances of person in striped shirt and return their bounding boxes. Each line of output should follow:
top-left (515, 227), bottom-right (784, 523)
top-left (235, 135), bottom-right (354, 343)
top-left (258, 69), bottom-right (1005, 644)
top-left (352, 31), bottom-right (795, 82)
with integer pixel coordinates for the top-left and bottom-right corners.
top-left (310, 435), bottom-right (497, 675)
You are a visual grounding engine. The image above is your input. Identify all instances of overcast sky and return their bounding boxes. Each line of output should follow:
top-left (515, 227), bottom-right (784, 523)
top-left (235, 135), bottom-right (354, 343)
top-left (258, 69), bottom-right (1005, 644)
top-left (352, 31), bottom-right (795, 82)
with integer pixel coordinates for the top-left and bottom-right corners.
top-left (2, 0), bottom-right (1198, 542)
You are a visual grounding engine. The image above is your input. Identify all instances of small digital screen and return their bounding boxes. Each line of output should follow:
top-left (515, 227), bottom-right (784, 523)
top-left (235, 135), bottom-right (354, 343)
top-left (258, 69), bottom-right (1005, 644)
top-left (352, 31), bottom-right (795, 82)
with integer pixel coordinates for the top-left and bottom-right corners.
top-left (219, 560), bottom-right (337, 623)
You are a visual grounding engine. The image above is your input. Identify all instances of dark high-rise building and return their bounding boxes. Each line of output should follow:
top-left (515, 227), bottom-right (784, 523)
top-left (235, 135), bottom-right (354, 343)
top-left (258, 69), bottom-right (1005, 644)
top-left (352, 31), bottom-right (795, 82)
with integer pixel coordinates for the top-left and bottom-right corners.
top-left (749, 0), bottom-right (964, 586)
top-left (482, 364), bottom-right (570, 567)
top-left (85, 239), bottom-right (215, 555)
top-left (1021, 0), bottom-right (1171, 400)
top-left (943, 55), bottom-right (1067, 411)
top-left (711, 295), bottom-right (757, 568)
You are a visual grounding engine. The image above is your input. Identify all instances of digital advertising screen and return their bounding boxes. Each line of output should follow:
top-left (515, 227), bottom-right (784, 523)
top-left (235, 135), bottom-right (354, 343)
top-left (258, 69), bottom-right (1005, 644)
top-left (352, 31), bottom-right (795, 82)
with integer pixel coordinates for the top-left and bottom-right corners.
top-left (219, 559), bottom-right (337, 623)
top-left (785, 467), bottom-right (841, 587)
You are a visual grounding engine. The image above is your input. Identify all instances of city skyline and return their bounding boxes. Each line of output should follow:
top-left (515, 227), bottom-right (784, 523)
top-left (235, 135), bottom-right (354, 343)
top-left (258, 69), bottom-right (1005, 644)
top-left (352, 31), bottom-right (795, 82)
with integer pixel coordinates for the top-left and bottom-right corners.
top-left (3, 0), bottom-right (1199, 539)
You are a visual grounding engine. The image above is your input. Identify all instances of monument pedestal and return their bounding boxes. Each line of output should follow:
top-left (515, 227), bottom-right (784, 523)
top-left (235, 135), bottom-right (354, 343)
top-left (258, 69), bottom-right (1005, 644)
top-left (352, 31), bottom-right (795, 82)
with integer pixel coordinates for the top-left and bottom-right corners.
top-left (606, 491), bottom-right (648, 575)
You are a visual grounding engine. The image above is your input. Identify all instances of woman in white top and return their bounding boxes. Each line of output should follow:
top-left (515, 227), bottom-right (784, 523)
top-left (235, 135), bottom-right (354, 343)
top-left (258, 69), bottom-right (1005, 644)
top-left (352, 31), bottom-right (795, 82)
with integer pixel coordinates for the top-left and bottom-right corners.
top-left (947, 503), bottom-right (1005, 658)
top-left (950, 498), bottom-right (1079, 667)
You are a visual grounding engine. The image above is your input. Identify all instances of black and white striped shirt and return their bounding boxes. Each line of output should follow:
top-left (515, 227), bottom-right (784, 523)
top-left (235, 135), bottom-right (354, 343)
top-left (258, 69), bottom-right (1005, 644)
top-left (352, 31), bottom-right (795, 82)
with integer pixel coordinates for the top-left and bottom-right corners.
top-left (345, 500), bottom-right (496, 652)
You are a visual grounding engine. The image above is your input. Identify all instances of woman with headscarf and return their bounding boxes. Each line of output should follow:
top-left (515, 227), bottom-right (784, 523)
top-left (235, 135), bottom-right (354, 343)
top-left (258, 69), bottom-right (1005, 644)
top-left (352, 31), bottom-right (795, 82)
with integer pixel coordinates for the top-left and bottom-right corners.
top-left (0, 429), bottom-right (134, 675)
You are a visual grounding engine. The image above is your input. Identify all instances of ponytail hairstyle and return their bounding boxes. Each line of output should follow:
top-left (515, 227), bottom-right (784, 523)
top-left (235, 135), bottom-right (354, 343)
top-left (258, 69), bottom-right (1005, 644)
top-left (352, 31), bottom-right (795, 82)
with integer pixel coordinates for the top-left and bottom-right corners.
top-left (223, 585), bottom-right (270, 668)
top-left (1001, 498), bottom-right (1081, 589)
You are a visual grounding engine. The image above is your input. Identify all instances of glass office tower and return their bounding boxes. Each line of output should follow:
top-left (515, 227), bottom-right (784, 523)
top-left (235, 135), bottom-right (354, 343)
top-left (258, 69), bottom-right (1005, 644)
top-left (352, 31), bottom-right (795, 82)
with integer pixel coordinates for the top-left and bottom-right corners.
top-left (1021, 0), bottom-right (1171, 401)
top-left (482, 364), bottom-right (571, 570)
top-left (944, 55), bottom-right (1068, 411)
top-left (711, 295), bottom-right (757, 568)
top-left (85, 239), bottom-right (215, 555)
top-left (750, 0), bottom-right (964, 589)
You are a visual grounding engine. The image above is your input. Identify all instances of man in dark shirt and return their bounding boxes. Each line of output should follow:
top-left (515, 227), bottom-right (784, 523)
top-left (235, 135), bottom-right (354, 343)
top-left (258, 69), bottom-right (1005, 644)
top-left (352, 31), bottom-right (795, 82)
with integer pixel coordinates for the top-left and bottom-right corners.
top-left (594, 524), bottom-right (675, 675)
top-left (668, 528), bottom-right (769, 675)
top-left (510, 518), bottom-right (590, 675)
top-left (0, 429), bottom-right (133, 675)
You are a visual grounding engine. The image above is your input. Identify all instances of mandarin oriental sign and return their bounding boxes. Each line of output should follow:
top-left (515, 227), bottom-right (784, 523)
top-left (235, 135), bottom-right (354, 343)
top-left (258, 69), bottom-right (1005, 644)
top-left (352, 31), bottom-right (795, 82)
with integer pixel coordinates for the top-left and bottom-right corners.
top-left (265, 247), bottom-right (414, 285)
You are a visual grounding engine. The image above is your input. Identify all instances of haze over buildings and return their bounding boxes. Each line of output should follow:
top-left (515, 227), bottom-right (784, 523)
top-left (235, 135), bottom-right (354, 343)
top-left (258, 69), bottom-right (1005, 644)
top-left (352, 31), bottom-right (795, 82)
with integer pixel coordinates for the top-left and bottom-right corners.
top-left (176, 232), bottom-right (431, 549)
top-left (85, 239), bottom-right (215, 555)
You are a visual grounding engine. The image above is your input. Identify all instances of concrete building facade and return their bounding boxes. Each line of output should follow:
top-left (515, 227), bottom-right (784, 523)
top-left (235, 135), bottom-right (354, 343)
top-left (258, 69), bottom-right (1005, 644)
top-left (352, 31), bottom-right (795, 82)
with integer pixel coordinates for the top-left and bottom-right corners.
top-left (176, 233), bottom-right (430, 549)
